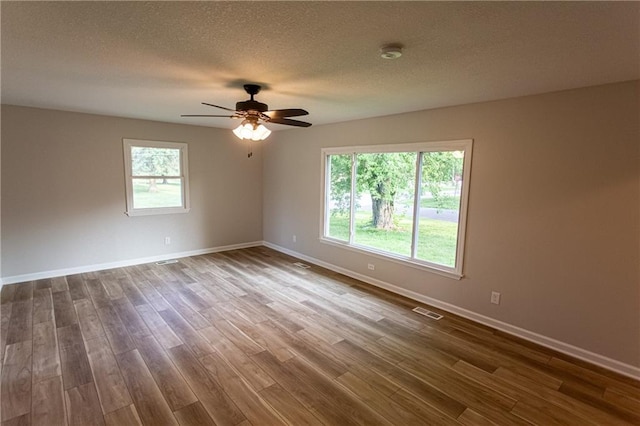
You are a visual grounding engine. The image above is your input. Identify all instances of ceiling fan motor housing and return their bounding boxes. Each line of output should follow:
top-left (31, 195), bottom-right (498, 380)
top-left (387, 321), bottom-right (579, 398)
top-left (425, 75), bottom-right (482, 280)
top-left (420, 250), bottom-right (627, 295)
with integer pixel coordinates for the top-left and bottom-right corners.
top-left (236, 99), bottom-right (269, 113)
top-left (236, 84), bottom-right (268, 112)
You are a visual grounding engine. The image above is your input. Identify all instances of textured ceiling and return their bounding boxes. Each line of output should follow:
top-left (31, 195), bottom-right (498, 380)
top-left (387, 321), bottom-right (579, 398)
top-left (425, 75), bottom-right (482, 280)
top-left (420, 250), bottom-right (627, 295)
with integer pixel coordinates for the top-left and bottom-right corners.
top-left (2, 1), bottom-right (639, 130)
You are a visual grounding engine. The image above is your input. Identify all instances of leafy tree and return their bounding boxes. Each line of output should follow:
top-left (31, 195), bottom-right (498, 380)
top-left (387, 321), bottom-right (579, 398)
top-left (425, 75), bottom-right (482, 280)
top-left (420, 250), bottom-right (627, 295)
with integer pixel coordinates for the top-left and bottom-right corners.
top-left (356, 153), bottom-right (416, 229)
top-left (131, 147), bottom-right (180, 191)
top-left (328, 151), bottom-right (463, 231)
top-left (422, 152), bottom-right (463, 211)
top-left (328, 154), bottom-right (352, 215)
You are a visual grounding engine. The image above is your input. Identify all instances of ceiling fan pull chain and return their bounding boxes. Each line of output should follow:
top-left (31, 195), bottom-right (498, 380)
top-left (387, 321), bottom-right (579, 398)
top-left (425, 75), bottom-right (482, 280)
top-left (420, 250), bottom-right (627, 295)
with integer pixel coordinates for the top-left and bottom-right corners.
top-left (247, 140), bottom-right (253, 158)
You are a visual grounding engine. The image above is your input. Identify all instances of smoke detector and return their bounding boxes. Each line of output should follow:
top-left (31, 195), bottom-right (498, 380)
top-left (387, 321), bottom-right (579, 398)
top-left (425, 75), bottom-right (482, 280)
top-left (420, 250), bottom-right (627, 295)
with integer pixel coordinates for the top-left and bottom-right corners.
top-left (380, 44), bottom-right (403, 59)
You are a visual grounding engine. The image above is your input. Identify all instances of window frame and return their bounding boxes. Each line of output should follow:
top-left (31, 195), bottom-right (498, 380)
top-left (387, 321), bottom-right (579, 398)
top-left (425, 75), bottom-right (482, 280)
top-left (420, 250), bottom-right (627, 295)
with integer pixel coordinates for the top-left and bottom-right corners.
top-left (123, 138), bottom-right (191, 216)
top-left (320, 139), bottom-right (473, 279)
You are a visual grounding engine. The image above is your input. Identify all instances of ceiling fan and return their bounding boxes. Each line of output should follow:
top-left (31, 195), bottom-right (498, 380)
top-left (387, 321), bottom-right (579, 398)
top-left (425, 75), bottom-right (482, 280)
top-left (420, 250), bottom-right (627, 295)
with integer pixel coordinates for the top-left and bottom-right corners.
top-left (181, 84), bottom-right (311, 142)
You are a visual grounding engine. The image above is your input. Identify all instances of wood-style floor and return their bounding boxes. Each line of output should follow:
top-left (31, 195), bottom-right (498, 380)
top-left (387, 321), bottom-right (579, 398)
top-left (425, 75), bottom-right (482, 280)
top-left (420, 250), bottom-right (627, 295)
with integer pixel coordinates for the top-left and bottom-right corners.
top-left (0, 247), bottom-right (638, 425)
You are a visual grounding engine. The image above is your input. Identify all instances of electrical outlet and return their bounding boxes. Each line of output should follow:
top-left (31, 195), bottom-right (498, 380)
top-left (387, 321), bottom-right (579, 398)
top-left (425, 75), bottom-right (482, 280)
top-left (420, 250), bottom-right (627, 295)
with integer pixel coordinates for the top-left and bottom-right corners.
top-left (292, 235), bottom-right (297, 243)
top-left (368, 263), bottom-right (375, 271)
top-left (164, 237), bottom-right (171, 245)
top-left (491, 291), bottom-right (501, 305)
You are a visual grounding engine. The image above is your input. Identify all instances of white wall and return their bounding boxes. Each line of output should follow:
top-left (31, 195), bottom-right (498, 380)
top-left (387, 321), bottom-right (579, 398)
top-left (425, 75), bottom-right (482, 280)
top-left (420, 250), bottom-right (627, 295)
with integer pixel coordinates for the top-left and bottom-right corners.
top-left (1, 106), bottom-right (263, 278)
top-left (263, 81), bottom-right (640, 370)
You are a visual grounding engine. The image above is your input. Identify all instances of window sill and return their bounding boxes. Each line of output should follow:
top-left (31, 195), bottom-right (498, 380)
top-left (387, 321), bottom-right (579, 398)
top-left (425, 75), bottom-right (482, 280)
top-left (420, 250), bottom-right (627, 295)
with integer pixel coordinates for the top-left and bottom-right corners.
top-left (319, 236), bottom-right (463, 280)
top-left (125, 207), bottom-right (190, 217)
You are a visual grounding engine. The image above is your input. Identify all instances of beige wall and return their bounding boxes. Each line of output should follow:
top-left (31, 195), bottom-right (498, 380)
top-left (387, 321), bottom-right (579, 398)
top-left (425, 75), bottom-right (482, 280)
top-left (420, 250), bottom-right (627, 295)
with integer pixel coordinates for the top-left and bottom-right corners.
top-left (263, 81), bottom-right (640, 368)
top-left (0, 107), bottom-right (2, 280)
top-left (2, 82), bottom-right (638, 370)
top-left (1, 106), bottom-right (263, 277)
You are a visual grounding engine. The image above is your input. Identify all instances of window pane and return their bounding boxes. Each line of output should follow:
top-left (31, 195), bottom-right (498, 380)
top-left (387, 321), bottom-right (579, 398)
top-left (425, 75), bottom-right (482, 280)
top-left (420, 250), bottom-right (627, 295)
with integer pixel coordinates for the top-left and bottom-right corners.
top-left (326, 154), bottom-right (352, 241)
top-left (354, 152), bottom-right (417, 257)
top-left (416, 151), bottom-right (464, 267)
top-left (131, 147), bottom-right (181, 177)
top-left (132, 178), bottom-right (183, 209)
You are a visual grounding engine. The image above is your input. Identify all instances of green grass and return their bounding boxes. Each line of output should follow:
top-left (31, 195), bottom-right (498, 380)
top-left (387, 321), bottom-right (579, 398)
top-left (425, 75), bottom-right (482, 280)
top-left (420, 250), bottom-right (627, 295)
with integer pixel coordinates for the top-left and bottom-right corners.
top-left (327, 212), bottom-right (458, 267)
top-left (420, 195), bottom-right (460, 210)
top-left (133, 181), bottom-right (182, 208)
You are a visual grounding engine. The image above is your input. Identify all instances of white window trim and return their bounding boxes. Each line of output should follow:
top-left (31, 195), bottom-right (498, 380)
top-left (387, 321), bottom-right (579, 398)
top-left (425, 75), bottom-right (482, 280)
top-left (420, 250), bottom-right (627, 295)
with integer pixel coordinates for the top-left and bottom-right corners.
top-left (320, 139), bottom-right (473, 279)
top-left (123, 138), bottom-right (191, 216)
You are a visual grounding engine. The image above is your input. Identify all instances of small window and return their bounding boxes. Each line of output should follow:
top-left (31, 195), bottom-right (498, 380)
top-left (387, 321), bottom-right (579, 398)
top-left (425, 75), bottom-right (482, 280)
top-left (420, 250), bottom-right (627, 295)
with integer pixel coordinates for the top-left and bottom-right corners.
top-left (322, 140), bottom-right (472, 279)
top-left (123, 139), bottom-right (190, 216)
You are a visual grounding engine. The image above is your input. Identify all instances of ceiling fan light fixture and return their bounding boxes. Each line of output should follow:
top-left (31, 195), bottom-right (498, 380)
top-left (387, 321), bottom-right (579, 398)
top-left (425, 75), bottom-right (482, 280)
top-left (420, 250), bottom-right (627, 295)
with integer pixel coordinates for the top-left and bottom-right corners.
top-left (241, 123), bottom-right (254, 139)
top-left (252, 124), bottom-right (271, 141)
top-left (233, 120), bottom-right (271, 141)
top-left (232, 123), bottom-right (247, 139)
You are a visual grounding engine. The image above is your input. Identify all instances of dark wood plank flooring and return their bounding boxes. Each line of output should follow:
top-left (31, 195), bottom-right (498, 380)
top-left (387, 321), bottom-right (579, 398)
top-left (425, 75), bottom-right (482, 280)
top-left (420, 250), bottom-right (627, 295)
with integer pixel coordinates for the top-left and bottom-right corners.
top-left (1, 246), bottom-right (638, 425)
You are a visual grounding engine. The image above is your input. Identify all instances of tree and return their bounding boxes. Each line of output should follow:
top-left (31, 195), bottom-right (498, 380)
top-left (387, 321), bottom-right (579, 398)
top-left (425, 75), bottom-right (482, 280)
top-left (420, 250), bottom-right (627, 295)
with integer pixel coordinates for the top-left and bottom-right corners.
top-left (356, 153), bottom-right (416, 229)
top-left (328, 154), bottom-right (352, 216)
top-left (328, 151), bottom-right (463, 231)
top-left (422, 152), bottom-right (462, 211)
top-left (131, 147), bottom-right (180, 191)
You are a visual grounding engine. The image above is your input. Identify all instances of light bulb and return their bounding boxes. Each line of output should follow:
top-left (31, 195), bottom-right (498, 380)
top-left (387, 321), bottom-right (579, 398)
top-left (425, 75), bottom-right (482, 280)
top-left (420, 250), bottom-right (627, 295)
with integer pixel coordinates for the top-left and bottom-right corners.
top-left (241, 123), bottom-right (253, 139)
top-left (233, 124), bottom-right (245, 139)
top-left (254, 124), bottom-right (271, 140)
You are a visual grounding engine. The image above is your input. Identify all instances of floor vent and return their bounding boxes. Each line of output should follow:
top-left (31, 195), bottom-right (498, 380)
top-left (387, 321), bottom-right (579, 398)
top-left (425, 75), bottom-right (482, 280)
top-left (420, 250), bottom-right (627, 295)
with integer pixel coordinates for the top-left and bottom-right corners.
top-left (412, 307), bottom-right (443, 320)
top-left (155, 259), bottom-right (179, 266)
top-left (293, 262), bottom-right (311, 269)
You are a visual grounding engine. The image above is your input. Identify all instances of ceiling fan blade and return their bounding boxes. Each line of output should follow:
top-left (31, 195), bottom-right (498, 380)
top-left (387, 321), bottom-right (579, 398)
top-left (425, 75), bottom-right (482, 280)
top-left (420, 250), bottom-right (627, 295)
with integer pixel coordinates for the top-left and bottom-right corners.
top-left (268, 117), bottom-right (312, 127)
top-left (181, 114), bottom-right (236, 118)
top-left (264, 108), bottom-right (309, 118)
top-left (202, 102), bottom-right (237, 112)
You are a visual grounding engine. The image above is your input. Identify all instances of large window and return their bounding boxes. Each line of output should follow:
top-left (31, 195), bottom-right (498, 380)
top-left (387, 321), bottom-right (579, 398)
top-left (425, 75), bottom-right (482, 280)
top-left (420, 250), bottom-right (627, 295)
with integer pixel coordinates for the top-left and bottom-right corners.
top-left (123, 139), bottom-right (190, 216)
top-left (322, 140), bottom-right (472, 278)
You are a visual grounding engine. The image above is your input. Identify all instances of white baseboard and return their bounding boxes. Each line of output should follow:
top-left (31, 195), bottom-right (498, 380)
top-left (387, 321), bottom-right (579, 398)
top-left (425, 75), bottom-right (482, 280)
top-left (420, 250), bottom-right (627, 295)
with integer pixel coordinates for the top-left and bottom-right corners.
top-left (263, 241), bottom-right (640, 381)
top-left (0, 241), bottom-right (263, 286)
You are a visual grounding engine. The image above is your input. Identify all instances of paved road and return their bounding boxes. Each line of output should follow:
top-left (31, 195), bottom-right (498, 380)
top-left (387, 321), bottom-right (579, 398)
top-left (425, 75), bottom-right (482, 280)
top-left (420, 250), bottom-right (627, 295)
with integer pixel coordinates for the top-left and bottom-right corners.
top-left (420, 207), bottom-right (459, 223)
top-left (357, 194), bottom-right (460, 223)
